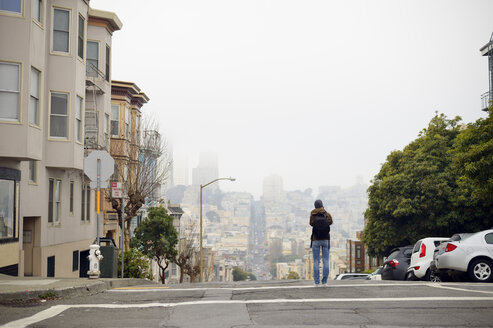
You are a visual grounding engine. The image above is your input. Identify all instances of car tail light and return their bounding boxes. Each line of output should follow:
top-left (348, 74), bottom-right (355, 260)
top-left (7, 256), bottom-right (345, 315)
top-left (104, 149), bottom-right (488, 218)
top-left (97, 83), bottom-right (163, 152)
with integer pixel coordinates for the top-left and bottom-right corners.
top-left (388, 259), bottom-right (399, 267)
top-left (445, 243), bottom-right (457, 252)
top-left (419, 243), bottom-right (426, 258)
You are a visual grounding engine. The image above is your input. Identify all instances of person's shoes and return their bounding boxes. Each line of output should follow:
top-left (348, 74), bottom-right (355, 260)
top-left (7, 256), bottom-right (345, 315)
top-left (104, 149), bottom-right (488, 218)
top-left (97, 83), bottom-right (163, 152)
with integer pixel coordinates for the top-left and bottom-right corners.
top-left (315, 283), bottom-right (322, 287)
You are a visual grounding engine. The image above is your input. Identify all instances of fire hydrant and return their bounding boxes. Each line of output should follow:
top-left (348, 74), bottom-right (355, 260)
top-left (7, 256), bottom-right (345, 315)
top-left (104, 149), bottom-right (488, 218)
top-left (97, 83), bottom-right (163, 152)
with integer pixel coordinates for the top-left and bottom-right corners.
top-left (87, 244), bottom-right (103, 279)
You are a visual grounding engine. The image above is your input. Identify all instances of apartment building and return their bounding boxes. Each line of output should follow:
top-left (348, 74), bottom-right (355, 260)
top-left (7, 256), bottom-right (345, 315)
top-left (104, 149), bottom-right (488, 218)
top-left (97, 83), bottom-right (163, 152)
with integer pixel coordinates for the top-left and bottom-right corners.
top-left (102, 80), bottom-right (148, 245)
top-left (480, 32), bottom-right (493, 111)
top-left (0, 0), bottom-right (121, 277)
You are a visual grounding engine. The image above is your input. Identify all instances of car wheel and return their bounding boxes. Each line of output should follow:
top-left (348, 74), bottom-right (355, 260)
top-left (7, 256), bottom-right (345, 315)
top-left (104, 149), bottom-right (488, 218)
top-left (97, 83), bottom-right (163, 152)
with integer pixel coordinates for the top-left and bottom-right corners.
top-left (429, 271), bottom-right (442, 282)
top-left (468, 259), bottom-right (493, 282)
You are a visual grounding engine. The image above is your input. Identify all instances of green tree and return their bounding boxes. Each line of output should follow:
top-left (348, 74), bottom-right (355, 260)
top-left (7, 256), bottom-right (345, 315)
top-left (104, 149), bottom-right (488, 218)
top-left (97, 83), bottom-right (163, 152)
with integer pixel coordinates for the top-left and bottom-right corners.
top-left (362, 112), bottom-right (493, 257)
top-left (131, 207), bottom-right (178, 284)
top-left (232, 267), bottom-right (251, 281)
top-left (287, 271), bottom-right (300, 280)
top-left (453, 108), bottom-right (493, 210)
top-left (118, 248), bottom-right (153, 280)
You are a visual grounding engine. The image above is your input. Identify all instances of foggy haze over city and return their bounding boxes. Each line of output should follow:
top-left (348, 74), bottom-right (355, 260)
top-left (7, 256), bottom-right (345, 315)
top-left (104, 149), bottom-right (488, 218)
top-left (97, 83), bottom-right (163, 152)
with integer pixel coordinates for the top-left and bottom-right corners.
top-left (90, 0), bottom-right (493, 197)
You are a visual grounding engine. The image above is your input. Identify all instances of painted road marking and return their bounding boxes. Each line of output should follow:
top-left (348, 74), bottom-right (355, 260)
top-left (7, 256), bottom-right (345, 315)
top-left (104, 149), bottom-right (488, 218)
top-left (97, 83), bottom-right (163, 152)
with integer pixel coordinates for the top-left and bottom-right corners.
top-left (110, 282), bottom-right (493, 293)
top-left (428, 284), bottom-right (493, 294)
top-left (110, 282), bottom-right (433, 292)
top-left (113, 286), bottom-right (170, 290)
top-left (3, 296), bottom-right (493, 328)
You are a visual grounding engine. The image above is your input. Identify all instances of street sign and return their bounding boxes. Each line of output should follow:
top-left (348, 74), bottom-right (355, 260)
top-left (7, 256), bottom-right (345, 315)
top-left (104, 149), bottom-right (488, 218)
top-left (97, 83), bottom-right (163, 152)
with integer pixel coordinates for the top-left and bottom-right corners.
top-left (84, 150), bottom-right (114, 183)
top-left (112, 182), bottom-right (123, 198)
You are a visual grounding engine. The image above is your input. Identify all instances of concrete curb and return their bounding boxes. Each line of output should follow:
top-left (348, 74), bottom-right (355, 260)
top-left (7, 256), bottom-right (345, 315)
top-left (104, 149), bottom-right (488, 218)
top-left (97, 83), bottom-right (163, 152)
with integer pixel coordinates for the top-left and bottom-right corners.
top-left (0, 278), bottom-right (155, 301)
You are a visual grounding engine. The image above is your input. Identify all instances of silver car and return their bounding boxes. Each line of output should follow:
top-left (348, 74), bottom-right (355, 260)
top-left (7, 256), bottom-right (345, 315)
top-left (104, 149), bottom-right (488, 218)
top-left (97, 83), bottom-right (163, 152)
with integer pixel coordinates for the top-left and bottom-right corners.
top-left (435, 229), bottom-right (493, 282)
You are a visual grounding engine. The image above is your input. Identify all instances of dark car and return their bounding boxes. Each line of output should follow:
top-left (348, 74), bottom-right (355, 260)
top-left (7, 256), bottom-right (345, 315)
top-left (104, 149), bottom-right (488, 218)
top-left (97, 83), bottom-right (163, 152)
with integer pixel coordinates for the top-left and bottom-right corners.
top-left (381, 246), bottom-right (413, 280)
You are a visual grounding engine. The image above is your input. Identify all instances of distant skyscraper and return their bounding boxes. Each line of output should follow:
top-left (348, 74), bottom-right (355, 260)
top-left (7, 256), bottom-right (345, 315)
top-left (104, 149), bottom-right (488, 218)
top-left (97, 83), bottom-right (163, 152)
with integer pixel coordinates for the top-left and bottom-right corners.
top-left (173, 152), bottom-right (189, 186)
top-left (192, 151), bottom-right (219, 187)
top-left (263, 174), bottom-right (285, 203)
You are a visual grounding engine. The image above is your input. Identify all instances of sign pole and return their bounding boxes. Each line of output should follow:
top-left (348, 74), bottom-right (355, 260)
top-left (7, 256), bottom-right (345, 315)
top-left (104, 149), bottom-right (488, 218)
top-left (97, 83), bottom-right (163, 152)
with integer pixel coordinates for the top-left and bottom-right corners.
top-left (121, 192), bottom-right (124, 278)
top-left (96, 159), bottom-right (101, 246)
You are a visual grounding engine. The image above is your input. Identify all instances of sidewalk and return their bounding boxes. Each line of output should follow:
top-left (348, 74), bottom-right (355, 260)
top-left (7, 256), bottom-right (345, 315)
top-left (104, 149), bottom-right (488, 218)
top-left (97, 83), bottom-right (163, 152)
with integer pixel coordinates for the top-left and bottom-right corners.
top-left (0, 274), bottom-right (154, 301)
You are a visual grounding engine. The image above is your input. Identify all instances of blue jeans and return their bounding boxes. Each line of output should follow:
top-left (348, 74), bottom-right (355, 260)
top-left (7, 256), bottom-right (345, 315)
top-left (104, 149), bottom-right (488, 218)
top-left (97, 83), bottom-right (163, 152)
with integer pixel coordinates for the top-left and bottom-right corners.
top-left (312, 239), bottom-right (330, 284)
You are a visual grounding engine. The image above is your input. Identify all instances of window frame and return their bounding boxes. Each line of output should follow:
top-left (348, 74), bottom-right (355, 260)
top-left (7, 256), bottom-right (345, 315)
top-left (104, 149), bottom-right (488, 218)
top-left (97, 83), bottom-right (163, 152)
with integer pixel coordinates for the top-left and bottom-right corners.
top-left (0, 61), bottom-right (22, 123)
top-left (29, 160), bottom-right (37, 184)
top-left (85, 185), bottom-right (90, 222)
top-left (51, 6), bottom-right (71, 55)
top-left (77, 14), bottom-right (85, 60)
top-left (105, 45), bottom-right (110, 82)
top-left (125, 106), bottom-right (130, 139)
top-left (76, 95), bottom-right (83, 143)
top-left (48, 178), bottom-right (61, 225)
top-left (0, 0), bottom-right (23, 16)
top-left (69, 180), bottom-right (74, 214)
top-left (29, 66), bottom-right (41, 127)
top-left (32, 0), bottom-right (42, 26)
top-left (0, 178), bottom-right (18, 241)
top-left (80, 183), bottom-right (85, 222)
top-left (49, 91), bottom-right (70, 140)
top-left (110, 104), bottom-right (120, 137)
top-left (54, 179), bottom-right (61, 224)
top-left (86, 40), bottom-right (99, 78)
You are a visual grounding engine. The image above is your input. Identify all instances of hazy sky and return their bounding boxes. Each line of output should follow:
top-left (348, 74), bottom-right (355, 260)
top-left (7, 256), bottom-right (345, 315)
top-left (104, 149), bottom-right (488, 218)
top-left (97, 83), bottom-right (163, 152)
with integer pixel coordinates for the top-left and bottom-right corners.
top-left (91, 0), bottom-right (492, 198)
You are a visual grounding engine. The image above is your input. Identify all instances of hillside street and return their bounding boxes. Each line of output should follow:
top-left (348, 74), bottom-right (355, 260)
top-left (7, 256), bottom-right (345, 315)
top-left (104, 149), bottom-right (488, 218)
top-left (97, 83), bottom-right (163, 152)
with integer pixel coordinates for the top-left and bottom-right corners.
top-left (1, 280), bottom-right (493, 327)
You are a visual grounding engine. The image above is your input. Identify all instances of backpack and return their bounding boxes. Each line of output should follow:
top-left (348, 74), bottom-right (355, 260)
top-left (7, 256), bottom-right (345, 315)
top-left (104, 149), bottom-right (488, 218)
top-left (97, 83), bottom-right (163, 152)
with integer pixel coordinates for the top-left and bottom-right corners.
top-left (312, 213), bottom-right (330, 239)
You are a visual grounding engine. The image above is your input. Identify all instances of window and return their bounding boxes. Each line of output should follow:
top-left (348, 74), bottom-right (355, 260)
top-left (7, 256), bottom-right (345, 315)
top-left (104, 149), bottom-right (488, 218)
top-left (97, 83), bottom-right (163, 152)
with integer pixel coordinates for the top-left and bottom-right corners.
top-left (48, 179), bottom-right (53, 223)
top-left (53, 8), bottom-right (70, 53)
top-left (111, 104), bottom-right (119, 136)
top-left (78, 15), bottom-right (84, 59)
top-left (0, 62), bottom-right (20, 121)
top-left (54, 179), bottom-right (61, 224)
top-left (50, 92), bottom-right (68, 138)
top-left (0, 0), bottom-right (21, 14)
top-left (104, 113), bottom-right (109, 147)
top-left (81, 184), bottom-right (90, 222)
top-left (125, 106), bottom-right (130, 138)
top-left (30, 67), bottom-right (40, 126)
top-left (76, 96), bottom-right (82, 142)
top-left (0, 179), bottom-right (15, 239)
top-left (136, 115), bottom-right (140, 144)
top-left (485, 233), bottom-right (493, 245)
top-left (171, 263), bottom-right (177, 276)
top-left (80, 184), bottom-right (85, 221)
top-left (86, 41), bottom-right (98, 77)
top-left (32, 0), bottom-right (42, 22)
top-left (69, 181), bottom-right (74, 214)
top-left (86, 186), bottom-right (90, 221)
top-left (72, 250), bottom-right (79, 271)
top-left (105, 45), bottom-right (110, 82)
top-left (48, 178), bottom-right (61, 224)
top-left (29, 160), bottom-right (37, 183)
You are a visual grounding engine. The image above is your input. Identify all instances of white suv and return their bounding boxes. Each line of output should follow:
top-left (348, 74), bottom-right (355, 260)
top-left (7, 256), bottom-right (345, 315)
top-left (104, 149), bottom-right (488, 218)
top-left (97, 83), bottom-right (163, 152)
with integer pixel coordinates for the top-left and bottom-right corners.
top-left (407, 237), bottom-right (449, 280)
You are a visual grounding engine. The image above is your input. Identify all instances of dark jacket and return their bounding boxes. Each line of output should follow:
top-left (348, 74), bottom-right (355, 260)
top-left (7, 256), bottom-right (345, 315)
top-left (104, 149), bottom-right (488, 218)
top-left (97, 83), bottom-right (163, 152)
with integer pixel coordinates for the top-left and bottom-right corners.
top-left (310, 202), bottom-right (333, 241)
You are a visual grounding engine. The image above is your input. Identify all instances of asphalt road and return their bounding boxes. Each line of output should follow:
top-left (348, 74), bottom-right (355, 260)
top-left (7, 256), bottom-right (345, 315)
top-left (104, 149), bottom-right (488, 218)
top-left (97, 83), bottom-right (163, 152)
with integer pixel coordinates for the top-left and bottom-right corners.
top-left (1, 280), bottom-right (493, 327)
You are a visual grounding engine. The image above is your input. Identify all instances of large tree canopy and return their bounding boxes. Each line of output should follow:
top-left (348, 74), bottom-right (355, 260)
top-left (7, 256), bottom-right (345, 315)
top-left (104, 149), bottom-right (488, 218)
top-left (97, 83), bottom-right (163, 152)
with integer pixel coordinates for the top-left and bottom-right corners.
top-left (362, 111), bottom-right (493, 257)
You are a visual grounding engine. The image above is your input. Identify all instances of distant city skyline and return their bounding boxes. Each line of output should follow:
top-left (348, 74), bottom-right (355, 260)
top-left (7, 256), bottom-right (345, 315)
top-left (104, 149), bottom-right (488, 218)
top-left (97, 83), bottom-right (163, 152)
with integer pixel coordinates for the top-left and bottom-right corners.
top-left (91, 0), bottom-right (493, 199)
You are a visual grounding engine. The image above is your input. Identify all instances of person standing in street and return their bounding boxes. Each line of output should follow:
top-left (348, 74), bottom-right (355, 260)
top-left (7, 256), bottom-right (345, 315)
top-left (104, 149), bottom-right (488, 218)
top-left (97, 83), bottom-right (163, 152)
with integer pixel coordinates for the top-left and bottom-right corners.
top-left (310, 199), bottom-right (333, 286)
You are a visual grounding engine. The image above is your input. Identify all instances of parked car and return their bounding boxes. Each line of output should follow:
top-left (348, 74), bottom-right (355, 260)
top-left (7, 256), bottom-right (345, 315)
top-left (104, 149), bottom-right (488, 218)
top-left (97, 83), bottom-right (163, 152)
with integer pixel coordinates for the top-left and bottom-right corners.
top-left (429, 233), bottom-right (473, 282)
top-left (381, 246), bottom-right (413, 280)
top-left (434, 229), bottom-right (493, 282)
top-left (407, 237), bottom-right (449, 281)
top-left (334, 273), bottom-right (370, 280)
top-left (367, 266), bottom-right (383, 280)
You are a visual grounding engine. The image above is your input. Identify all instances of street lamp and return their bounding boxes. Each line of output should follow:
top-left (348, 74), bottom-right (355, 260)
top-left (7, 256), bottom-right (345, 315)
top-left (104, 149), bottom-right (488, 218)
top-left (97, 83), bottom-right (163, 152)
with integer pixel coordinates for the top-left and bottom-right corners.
top-left (200, 177), bottom-right (236, 282)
